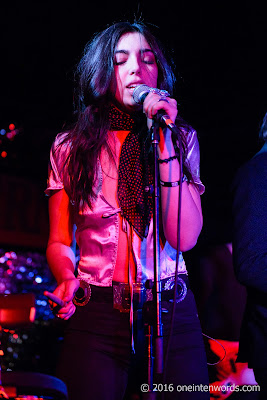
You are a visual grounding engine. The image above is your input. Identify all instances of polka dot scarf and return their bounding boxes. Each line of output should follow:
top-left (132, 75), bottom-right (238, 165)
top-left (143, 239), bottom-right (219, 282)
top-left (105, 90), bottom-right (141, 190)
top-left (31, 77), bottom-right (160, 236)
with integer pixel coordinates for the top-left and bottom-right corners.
top-left (109, 104), bottom-right (154, 238)
top-left (109, 104), bottom-right (135, 131)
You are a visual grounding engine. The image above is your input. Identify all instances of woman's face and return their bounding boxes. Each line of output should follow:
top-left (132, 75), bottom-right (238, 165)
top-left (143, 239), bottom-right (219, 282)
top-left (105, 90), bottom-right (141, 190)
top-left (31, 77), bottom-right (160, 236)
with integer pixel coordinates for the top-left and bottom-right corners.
top-left (113, 32), bottom-right (158, 112)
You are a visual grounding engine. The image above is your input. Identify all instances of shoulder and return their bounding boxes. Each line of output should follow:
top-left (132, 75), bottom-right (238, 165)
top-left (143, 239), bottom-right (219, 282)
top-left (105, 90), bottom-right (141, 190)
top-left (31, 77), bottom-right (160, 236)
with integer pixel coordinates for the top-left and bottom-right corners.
top-left (182, 127), bottom-right (204, 193)
top-left (185, 127), bottom-right (199, 157)
top-left (52, 132), bottom-right (71, 153)
top-left (50, 132), bottom-right (72, 166)
top-left (175, 119), bottom-right (200, 161)
top-left (45, 132), bottom-right (72, 197)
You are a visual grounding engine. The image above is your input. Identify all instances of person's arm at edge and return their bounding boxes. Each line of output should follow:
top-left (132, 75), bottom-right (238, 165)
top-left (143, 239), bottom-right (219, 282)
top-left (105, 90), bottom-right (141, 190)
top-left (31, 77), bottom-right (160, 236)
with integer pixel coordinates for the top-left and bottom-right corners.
top-left (46, 188), bottom-right (80, 319)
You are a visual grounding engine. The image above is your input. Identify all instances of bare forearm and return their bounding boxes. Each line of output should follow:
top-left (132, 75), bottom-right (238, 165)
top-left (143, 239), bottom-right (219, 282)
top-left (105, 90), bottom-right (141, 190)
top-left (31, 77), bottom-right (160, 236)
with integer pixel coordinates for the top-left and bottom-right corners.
top-left (46, 242), bottom-right (76, 284)
top-left (158, 131), bottom-right (203, 250)
top-left (160, 178), bottom-right (202, 250)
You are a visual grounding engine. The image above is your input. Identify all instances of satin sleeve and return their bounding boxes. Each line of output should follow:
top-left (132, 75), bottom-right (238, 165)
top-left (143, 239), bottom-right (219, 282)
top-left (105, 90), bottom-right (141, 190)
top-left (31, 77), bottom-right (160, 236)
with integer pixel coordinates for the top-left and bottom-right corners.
top-left (45, 133), bottom-right (70, 197)
top-left (185, 128), bottom-right (205, 195)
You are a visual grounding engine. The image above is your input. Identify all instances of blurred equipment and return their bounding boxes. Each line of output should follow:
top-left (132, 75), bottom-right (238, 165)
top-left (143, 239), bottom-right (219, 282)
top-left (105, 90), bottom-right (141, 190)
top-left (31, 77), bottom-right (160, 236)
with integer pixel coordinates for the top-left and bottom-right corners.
top-left (0, 293), bottom-right (68, 400)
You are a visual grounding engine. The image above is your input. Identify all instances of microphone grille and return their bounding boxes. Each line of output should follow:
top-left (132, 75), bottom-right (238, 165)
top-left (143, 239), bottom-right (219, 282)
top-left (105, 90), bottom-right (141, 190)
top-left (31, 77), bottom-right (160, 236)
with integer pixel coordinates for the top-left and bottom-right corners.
top-left (132, 84), bottom-right (151, 104)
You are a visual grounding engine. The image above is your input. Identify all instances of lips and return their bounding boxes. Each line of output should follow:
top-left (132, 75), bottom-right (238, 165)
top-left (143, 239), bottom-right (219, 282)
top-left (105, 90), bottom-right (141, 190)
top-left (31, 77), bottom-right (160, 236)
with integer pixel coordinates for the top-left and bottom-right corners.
top-left (126, 82), bottom-right (143, 89)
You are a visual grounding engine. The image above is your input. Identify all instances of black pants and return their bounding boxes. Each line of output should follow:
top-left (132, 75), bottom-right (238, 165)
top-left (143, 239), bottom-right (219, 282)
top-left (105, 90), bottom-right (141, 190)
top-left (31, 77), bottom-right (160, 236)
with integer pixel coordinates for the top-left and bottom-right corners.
top-left (57, 288), bottom-right (209, 400)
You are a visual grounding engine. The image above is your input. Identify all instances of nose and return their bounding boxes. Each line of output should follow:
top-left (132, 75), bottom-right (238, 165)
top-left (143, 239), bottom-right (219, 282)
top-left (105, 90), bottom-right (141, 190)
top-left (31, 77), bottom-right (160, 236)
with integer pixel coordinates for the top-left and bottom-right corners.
top-left (129, 54), bottom-right (141, 75)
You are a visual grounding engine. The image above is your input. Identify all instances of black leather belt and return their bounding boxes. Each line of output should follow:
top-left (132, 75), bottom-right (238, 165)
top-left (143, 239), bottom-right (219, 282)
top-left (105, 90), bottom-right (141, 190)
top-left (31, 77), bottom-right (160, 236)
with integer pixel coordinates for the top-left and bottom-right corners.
top-left (73, 275), bottom-right (189, 312)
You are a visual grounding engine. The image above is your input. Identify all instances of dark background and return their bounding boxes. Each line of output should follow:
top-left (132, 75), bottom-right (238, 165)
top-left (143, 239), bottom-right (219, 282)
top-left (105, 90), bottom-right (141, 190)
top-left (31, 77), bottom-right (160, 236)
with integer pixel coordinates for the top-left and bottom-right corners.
top-left (1, 0), bottom-right (267, 245)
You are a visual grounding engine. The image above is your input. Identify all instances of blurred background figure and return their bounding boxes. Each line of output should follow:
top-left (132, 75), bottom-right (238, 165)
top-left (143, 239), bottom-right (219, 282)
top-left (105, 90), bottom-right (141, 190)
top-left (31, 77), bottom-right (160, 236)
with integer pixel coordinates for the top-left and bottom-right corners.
top-left (232, 112), bottom-right (267, 400)
top-left (188, 234), bottom-right (259, 399)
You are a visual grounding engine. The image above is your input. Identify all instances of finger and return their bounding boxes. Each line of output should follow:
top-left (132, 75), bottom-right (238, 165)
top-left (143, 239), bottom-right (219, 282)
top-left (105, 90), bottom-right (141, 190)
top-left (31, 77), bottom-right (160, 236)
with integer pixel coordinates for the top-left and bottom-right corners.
top-left (143, 93), bottom-right (160, 118)
top-left (151, 98), bottom-right (177, 119)
top-left (56, 300), bottom-right (73, 314)
top-left (51, 301), bottom-right (71, 316)
top-left (57, 304), bottom-right (76, 320)
top-left (55, 307), bottom-right (72, 319)
top-left (63, 308), bottom-right (76, 320)
top-left (144, 94), bottom-right (177, 120)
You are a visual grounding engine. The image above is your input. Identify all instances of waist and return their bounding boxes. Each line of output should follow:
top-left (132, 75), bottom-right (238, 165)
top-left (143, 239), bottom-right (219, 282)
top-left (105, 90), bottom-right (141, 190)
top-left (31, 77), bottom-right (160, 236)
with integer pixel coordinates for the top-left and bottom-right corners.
top-left (73, 274), bottom-right (190, 312)
top-left (77, 234), bottom-right (187, 286)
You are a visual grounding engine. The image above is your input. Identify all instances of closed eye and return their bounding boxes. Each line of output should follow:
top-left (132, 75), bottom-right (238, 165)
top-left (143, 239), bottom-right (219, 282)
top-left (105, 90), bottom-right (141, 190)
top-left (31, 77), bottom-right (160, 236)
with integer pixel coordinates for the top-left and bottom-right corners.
top-left (142, 57), bottom-right (155, 65)
top-left (141, 50), bottom-right (156, 65)
top-left (114, 60), bottom-right (127, 65)
top-left (114, 50), bottom-right (128, 65)
top-left (114, 49), bottom-right (156, 66)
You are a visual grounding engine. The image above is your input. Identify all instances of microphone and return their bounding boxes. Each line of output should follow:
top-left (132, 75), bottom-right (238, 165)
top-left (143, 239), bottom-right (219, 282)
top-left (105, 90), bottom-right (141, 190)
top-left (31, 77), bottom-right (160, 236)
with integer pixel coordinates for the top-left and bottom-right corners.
top-left (132, 84), bottom-right (169, 105)
top-left (132, 84), bottom-right (152, 104)
top-left (132, 84), bottom-right (178, 134)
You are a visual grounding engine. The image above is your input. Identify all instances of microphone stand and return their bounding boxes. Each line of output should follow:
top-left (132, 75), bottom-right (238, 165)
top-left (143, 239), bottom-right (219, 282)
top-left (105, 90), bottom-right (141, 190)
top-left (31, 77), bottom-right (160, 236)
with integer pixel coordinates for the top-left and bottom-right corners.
top-left (143, 112), bottom-right (183, 399)
top-left (143, 117), bottom-right (163, 399)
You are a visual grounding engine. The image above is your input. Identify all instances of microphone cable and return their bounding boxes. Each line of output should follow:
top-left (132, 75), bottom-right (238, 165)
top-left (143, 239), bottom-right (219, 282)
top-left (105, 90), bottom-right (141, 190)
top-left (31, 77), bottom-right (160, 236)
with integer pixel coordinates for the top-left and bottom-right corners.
top-left (161, 126), bottom-right (184, 400)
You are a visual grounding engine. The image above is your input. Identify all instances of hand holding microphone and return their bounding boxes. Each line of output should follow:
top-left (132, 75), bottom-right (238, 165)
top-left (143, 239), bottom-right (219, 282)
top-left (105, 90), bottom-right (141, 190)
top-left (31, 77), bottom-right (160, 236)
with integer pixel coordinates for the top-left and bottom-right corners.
top-left (132, 84), bottom-right (179, 134)
top-left (132, 84), bottom-right (171, 105)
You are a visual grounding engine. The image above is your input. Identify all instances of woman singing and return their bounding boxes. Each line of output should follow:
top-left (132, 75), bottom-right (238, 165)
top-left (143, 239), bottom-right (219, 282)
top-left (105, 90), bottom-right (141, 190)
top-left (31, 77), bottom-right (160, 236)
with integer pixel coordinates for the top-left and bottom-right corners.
top-left (45, 21), bottom-right (209, 400)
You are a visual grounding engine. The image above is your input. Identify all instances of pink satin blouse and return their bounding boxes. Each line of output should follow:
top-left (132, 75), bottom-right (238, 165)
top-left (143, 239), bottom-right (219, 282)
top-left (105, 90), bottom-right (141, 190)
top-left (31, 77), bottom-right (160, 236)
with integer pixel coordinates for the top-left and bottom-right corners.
top-left (45, 129), bottom-right (204, 287)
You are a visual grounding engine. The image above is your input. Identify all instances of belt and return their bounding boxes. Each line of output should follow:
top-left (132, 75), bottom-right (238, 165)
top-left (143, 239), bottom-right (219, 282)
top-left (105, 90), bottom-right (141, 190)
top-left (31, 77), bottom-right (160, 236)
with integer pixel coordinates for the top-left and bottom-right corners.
top-left (73, 275), bottom-right (189, 312)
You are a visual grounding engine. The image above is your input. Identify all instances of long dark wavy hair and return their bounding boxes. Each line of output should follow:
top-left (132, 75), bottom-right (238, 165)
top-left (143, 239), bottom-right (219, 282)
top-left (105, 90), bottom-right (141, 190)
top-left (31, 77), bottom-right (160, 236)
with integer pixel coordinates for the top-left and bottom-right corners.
top-left (59, 21), bottom-right (192, 208)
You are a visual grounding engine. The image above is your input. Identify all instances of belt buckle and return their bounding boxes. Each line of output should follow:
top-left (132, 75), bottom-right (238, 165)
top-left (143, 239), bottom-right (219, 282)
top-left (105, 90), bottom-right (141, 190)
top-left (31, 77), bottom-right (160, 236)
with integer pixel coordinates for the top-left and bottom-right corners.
top-left (164, 276), bottom-right (187, 303)
top-left (122, 285), bottom-right (131, 311)
top-left (73, 279), bottom-right (91, 306)
top-left (113, 283), bottom-right (130, 313)
top-left (113, 283), bottom-right (149, 312)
